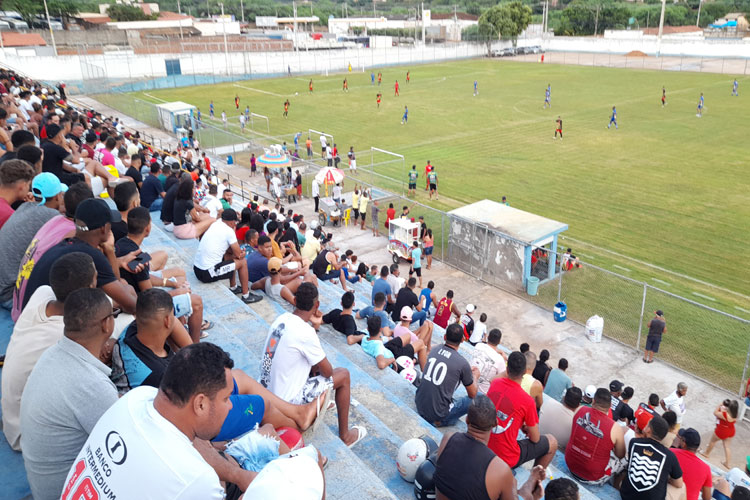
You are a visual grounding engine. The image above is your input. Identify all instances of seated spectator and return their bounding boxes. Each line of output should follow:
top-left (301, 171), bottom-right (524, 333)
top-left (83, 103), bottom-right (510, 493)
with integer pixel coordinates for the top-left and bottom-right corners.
top-left (12, 182), bottom-right (92, 321)
top-left (260, 283), bottom-right (367, 447)
top-left (620, 415), bottom-right (684, 500)
top-left (545, 478), bottom-right (580, 500)
top-left (470, 328), bottom-right (507, 394)
top-left (520, 342), bottom-right (530, 353)
top-left (240, 228), bottom-right (258, 255)
top-left (433, 290), bottom-right (461, 329)
top-left (221, 188), bottom-right (233, 210)
top-left (234, 207), bottom-right (252, 242)
top-left (173, 178), bottom-right (215, 240)
top-left (301, 227), bottom-right (322, 261)
top-left (1, 252), bottom-right (95, 451)
top-left (115, 207), bottom-right (207, 342)
top-left (20, 288), bottom-right (119, 500)
top-left (16, 145), bottom-right (43, 173)
top-left (419, 280), bottom-right (437, 316)
top-left (634, 393), bottom-right (660, 432)
top-left (159, 174), bottom-right (182, 231)
top-left (433, 395), bottom-right (534, 500)
top-left (247, 235), bottom-right (308, 287)
top-left (311, 246), bottom-right (350, 292)
top-left (469, 312), bottom-right (488, 345)
top-left (393, 307), bottom-right (433, 370)
top-left (532, 349), bottom-right (552, 385)
top-left (193, 209), bottom-right (261, 305)
top-left (415, 323), bottom-right (477, 427)
top-left (609, 379), bottom-right (625, 415)
top-left (673, 428), bottom-right (711, 500)
top-left (0, 130), bottom-right (35, 166)
top-left (614, 386), bottom-right (635, 426)
top-left (0, 159), bottom-right (35, 229)
top-left (360, 316), bottom-right (397, 370)
top-left (323, 291), bottom-right (364, 345)
top-left (139, 161), bottom-right (165, 211)
top-left (522, 351), bottom-right (545, 411)
top-left (112, 180), bottom-right (141, 242)
top-left (44, 124), bottom-right (118, 193)
top-left (0, 172), bottom-right (66, 306)
top-left (565, 388), bottom-right (626, 485)
top-left (64, 342), bottom-right (327, 499)
top-left (459, 304), bottom-right (476, 342)
top-left (487, 351), bottom-right (558, 469)
top-left (124, 152), bottom-right (143, 189)
top-left (21, 198), bottom-right (139, 314)
top-left (713, 481), bottom-right (750, 500)
top-left (356, 291), bottom-right (396, 336)
top-left (252, 256), bottom-right (316, 308)
top-left (371, 265), bottom-right (395, 308)
top-left (543, 358), bottom-right (573, 402)
top-left (539, 387), bottom-right (582, 450)
top-left (581, 385), bottom-right (596, 407)
top-left (392, 277), bottom-right (427, 326)
top-left (661, 410), bottom-right (679, 447)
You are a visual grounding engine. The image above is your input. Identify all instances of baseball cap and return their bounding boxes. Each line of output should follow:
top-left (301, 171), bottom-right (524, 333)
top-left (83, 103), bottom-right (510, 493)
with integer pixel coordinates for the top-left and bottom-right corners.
top-left (609, 380), bottom-right (624, 393)
top-left (400, 306), bottom-right (413, 321)
top-left (221, 208), bottom-right (238, 221)
top-left (655, 310), bottom-right (664, 317)
top-left (74, 198), bottom-right (121, 231)
top-left (677, 427), bottom-right (701, 448)
top-left (466, 304), bottom-right (476, 313)
top-left (45, 124), bottom-right (62, 139)
top-left (267, 257), bottom-right (282, 274)
top-left (32, 172), bottom-right (67, 204)
top-left (584, 385), bottom-right (596, 399)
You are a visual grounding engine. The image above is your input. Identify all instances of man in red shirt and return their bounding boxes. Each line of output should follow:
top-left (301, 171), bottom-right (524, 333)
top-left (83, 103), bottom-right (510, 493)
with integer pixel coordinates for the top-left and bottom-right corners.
top-left (672, 428), bottom-right (712, 500)
top-left (634, 393), bottom-right (660, 432)
top-left (424, 161), bottom-right (433, 191)
top-left (0, 159), bottom-right (35, 230)
top-left (565, 388), bottom-right (626, 485)
top-left (394, 80), bottom-right (399, 97)
top-left (487, 351), bottom-right (557, 469)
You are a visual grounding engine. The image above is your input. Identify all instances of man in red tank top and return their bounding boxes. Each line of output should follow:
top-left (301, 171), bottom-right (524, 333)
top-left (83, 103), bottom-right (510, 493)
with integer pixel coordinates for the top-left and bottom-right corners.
top-left (565, 388), bottom-right (626, 485)
top-left (433, 290), bottom-right (460, 329)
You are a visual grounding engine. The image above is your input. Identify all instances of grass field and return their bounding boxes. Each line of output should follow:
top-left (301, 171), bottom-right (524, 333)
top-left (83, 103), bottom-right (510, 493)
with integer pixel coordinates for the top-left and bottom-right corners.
top-left (102, 59), bottom-right (750, 389)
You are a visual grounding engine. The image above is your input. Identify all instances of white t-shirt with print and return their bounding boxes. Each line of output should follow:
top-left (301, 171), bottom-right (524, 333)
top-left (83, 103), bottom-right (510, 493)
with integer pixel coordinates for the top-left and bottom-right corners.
top-left (470, 343), bottom-right (506, 394)
top-left (194, 220), bottom-right (237, 270)
top-left (200, 195), bottom-right (224, 219)
top-left (61, 386), bottom-right (224, 500)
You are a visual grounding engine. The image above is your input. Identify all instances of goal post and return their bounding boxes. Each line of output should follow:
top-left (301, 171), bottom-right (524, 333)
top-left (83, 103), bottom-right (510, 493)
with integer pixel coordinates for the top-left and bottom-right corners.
top-left (308, 129), bottom-right (334, 161)
top-left (249, 112), bottom-right (270, 133)
top-left (369, 147), bottom-right (406, 195)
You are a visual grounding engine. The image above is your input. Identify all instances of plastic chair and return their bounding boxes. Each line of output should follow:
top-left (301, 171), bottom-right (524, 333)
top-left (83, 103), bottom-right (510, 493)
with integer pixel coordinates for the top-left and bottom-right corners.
top-left (343, 208), bottom-right (351, 227)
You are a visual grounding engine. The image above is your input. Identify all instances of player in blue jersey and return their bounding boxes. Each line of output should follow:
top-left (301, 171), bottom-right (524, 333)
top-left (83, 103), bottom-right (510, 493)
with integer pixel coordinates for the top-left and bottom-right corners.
top-left (209, 100), bottom-right (214, 118)
top-left (607, 106), bottom-right (618, 129)
top-left (294, 132), bottom-right (301, 150)
top-left (544, 84), bottom-right (551, 109)
top-left (732, 79), bottom-right (739, 96)
top-left (696, 93), bottom-right (704, 117)
top-left (473, 80), bottom-right (478, 96)
top-left (401, 105), bottom-right (408, 125)
top-left (196, 108), bottom-right (202, 128)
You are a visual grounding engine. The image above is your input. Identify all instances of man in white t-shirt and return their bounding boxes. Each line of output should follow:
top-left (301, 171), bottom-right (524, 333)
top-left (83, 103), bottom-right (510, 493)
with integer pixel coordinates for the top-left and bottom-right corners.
top-left (319, 135), bottom-right (327, 156)
top-left (200, 184), bottom-right (224, 219)
top-left (193, 209), bottom-right (261, 304)
top-left (470, 328), bottom-right (507, 394)
top-left (260, 282), bottom-right (367, 447)
top-left (271, 173), bottom-right (283, 202)
top-left (660, 382), bottom-right (688, 428)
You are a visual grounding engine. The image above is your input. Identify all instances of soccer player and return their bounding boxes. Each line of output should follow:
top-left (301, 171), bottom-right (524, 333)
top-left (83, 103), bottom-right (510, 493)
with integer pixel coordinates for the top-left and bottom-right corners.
top-left (244, 105), bottom-right (250, 121)
top-left (544, 84), bottom-right (551, 109)
top-left (371, 72), bottom-right (375, 85)
top-left (424, 161), bottom-right (433, 191)
top-left (696, 93), bottom-right (704, 117)
top-left (408, 165), bottom-right (418, 196)
top-left (395, 80), bottom-right (399, 97)
top-left (239, 113), bottom-right (246, 132)
top-left (554, 116), bottom-right (563, 140)
top-left (309, 79), bottom-right (313, 93)
top-left (343, 78), bottom-right (348, 92)
top-left (406, 70), bottom-right (410, 83)
top-left (378, 72), bottom-right (382, 86)
top-left (221, 110), bottom-right (227, 129)
top-left (196, 108), bottom-right (202, 128)
top-left (401, 105), bottom-right (408, 125)
top-left (376, 93), bottom-right (382, 108)
top-left (607, 106), bottom-right (617, 129)
top-left (474, 80), bottom-right (478, 96)
top-left (209, 100), bottom-right (214, 118)
top-left (428, 168), bottom-right (438, 200)
top-left (661, 86), bottom-right (667, 107)
top-left (234, 95), bottom-right (240, 110)
top-left (732, 79), bottom-right (738, 96)
top-left (283, 99), bottom-right (290, 118)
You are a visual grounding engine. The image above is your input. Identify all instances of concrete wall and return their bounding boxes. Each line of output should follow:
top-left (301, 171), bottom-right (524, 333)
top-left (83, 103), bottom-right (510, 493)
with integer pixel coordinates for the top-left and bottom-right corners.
top-left (543, 35), bottom-right (750, 57)
top-left (30, 28), bottom-right (130, 46)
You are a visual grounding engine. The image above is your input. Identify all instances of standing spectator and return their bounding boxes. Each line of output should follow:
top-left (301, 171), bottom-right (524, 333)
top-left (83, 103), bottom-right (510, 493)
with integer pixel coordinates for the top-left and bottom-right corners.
top-left (701, 399), bottom-right (738, 469)
top-left (415, 323), bottom-right (477, 427)
top-left (565, 388), bottom-right (626, 485)
top-left (644, 310), bottom-right (666, 363)
top-left (620, 416), bottom-right (684, 500)
top-left (385, 202), bottom-right (395, 229)
top-left (522, 351), bottom-right (545, 411)
top-left (306, 136), bottom-right (313, 159)
top-left (539, 387), bottom-right (582, 451)
top-left (613, 386), bottom-right (636, 425)
top-left (408, 240), bottom-right (423, 288)
top-left (673, 428), bottom-right (712, 500)
top-left (419, 280), bottom-right (437, 318)
top-left (312, 179), bottom-right (320, 213)
top-left (487, 351), bottom-right (558, 469)
top-left (532, 349), bottom-right (552, 384)
top-left (470, 328), bottom-right (507, 394)
top-left (660, 382), bottom-right (688, 429)
top-left (358, 189), bottom-right (369, 231)
top-left (634, 393), bottom-right (661, 432)
top-left (543, 359), bottom-right (573, 402)
top-left (295, 170), bottom-right (303, 200)
top-left (0, 159), bottom-right (35, 229)
top-left (370, 198), bottom-right (379, 235)
top-left (422, 228), bottom-right (434, 269)
top-left (433, 290), bottom-right (461, 329)
top-left (20, 288), bottom-right (119, 500)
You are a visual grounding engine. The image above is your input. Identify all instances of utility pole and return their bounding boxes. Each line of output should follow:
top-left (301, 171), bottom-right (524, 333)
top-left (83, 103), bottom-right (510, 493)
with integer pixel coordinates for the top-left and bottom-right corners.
top-left (220, 2), bottom-right (230, 76)
top-left (594, 4), bottom-right (600, 36)
top-left (657, 0), bottom-right (666, 56)
top-left (293, 0), bottom-right (298, 52)
top-left (696, 0), bottom-right (702, 27)
top-left (421, 2), bottom-right (426, 45)
top-left (42, 0), bottom-right (57, 56)
top-left (240, 0), bottom-right (245, 24)
top-left (177, 0), bottom-right (184, 39)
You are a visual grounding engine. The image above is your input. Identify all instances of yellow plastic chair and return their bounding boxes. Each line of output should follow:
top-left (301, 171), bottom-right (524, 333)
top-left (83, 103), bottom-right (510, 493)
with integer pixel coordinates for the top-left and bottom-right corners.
top-left (343, 208), bottom-right (351, 227)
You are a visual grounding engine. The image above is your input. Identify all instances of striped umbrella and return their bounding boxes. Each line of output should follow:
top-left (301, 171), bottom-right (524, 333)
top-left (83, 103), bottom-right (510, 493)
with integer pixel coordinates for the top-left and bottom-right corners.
top-left (257, 146), bottom-right (291, 169)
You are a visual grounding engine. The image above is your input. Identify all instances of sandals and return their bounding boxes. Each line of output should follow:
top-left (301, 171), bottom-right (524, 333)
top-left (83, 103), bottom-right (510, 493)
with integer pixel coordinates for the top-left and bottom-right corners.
top-left (201, 320), bottom-right (213, 331)
top-left (347, 425), bottom-right (368, 448)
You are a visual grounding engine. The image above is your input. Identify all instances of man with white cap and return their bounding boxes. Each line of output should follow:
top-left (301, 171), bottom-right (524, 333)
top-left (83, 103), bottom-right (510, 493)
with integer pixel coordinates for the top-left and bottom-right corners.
top-left (0, 172), bottom-right (66, 307)
top-left (459, 304), bottom-right (476, 343)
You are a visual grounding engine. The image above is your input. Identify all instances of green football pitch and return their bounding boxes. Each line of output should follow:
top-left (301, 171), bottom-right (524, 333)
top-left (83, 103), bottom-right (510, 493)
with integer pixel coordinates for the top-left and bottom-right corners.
top-left (118, 59), bottom-right (749, 319)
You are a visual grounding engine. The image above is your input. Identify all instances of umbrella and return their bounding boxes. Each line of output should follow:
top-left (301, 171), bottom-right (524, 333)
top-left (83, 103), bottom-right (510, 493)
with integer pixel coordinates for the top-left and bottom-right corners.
top-left (314, 167), bottom-right (345, 185)
top-left (257, 144), bottom-right (291, 169)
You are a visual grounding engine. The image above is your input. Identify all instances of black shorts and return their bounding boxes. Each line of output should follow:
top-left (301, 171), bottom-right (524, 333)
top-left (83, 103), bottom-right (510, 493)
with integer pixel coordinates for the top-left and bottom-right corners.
top-left (384, 336), bottom-right (415, 361)
top-left (514, 436), bottom-right (550, 468)
top-left (409, 183), bottom-right (416, 189)
top-left (194, 260), bottom-right (236, 283)
top-left (645, 335), bottom-right (661, 353)
top-left (353, 209), bottom-right (360, 220)
top-left (430, 183), bottom-right (437, 191)
top-left (409, 267), bottom-right (422, 277)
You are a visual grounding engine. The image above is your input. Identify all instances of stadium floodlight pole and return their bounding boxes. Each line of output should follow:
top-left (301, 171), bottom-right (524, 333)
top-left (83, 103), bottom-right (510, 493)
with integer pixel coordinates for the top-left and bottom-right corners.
top-left (220, 2), bottom-right (230, 76)
top-left (293, 1), bottom-right (298, 53)
top-left (695, 0), bottom-right (702, 27)
top-left (177, 0), bottom-right (184, 39)
top-left (42, 0), bottom-right (57, 56)
top-left (422, 2), bottom-right (426, 46)
top-left (656, 0), bottom-right (666, 56)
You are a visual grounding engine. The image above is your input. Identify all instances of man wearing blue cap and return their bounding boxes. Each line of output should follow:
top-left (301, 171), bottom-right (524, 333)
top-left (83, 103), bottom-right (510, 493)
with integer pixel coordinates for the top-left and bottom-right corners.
top-left (0, 172), bottom-right (67, 308)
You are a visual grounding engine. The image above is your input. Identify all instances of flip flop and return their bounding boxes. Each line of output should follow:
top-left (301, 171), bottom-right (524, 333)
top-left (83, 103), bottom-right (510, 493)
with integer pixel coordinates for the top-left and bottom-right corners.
top-left (321, 456), bottom-right (329, 470)
top-left (347, 425), bottom-right (368, 448)
top-left (311, 390), bottom-right (333, 435)
top-left (201, 320), bottom-right (213, 331)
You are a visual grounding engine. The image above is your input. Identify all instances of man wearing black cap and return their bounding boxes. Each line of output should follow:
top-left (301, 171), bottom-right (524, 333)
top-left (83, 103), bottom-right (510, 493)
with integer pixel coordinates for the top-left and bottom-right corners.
top-left (21, 198), bottom-right (140, 314)
top-left (644, 310), bottom-right (666, 363)
top-left (609, 379), bottom-right (624, 417)
top-left (672, 428), bottom-right (711, 500)
top-left (193, 209), bottom-right (261, 304)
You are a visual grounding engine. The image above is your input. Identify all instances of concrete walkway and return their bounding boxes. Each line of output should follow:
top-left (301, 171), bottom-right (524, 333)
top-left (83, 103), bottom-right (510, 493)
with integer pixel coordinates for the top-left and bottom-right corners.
top-left (83, 94), bottom-right (749, 472)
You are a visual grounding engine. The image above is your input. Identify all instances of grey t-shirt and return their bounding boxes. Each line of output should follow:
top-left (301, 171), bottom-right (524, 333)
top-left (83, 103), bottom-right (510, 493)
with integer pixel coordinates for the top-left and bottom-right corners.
top-left (415, 344), bottom-right (474, 422)
top-left (20, 336), bottom-right (118, 500)
top-left (0, 202), bottom-right (58, 301)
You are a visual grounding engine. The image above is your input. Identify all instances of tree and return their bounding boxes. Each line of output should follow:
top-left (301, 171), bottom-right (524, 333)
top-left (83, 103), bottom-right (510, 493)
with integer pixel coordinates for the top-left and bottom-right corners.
top-left (479, 1), bottom-right (532, 48)
top-left (47, 0), bottom-right (80, 26)
top-left (106, 4), bottom-right (158, 22)
top-left (4, 0), bottom-right (42, 25)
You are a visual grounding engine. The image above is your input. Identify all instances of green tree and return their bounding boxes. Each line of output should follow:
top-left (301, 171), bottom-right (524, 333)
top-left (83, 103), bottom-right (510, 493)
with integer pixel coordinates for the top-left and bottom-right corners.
top-left (47, 0), bottom-right (80, 26)
top-left (106, 4), bottom-right (157, 22)
top-left (4, 0), bottom-right (42, 25)
top-left (479, 1), bottom-right (532, 47)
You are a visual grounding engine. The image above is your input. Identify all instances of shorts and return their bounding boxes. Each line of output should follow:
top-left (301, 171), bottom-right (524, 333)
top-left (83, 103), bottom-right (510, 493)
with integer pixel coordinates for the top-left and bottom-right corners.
top-left (429, 183), bottom-right (437, 191)
top-left (59, 171), bottom-right (86, 187)
top-left (384, 336), bottom-right (415, 361)
top-left (714, 491), bottom-right (731, 500)
top-left (410, 267), bottom-right (422, 277)
top-left (194, 260), bottom-right (237, 283)
top-left (424, 246), bottom-right (433, 256)
top-left (350, 160), bottom-right (357, 169)
top-left (292, 375), bottom-right (333, 405)
top-left (408, 183), bottom-right (416, 189)
top-left (213, 379), bottom-right (265, 442)
top-left (514, 436), bottom-right (550, 468)
top-left (173, 223), bottom-right (197, 240)
top-left (645, 335), bottom-right (661, 353)
top-left (353, 209), bottom-right (360, 220)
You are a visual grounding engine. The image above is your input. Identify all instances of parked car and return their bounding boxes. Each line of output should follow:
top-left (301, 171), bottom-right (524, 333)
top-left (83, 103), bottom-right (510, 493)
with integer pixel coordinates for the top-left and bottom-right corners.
top-left (491, 47), bottom-right (516, 57)
top-left (1, 17), bottom-right (28, 30)
top-left (32, 16), bottom-right (63, 30)
top-left (527, 45), bottom-right (543, 54)
top-left (0, 21), bottom-right (10, 31)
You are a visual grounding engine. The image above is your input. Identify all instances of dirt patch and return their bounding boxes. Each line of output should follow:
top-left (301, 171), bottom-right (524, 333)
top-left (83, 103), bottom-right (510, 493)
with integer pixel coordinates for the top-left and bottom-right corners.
top-left (625, 50), bottom-right (648, 57)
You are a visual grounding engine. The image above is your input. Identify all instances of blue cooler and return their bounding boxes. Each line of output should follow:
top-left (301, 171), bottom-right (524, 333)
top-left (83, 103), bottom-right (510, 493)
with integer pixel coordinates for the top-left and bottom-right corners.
top-left (553, 302), bottom-right (567, 322)
top-left (227, 155), bottom-right (234, 165)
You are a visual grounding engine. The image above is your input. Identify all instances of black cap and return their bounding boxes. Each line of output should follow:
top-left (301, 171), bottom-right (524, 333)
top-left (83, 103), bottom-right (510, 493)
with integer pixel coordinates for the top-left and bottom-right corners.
top-left (221, 208), bottom-right (238, 221)
top-left (46, 124), bottom-right (62, 139)
top-left (655, 310), bottom-right (664, 317)
top-left (678, 427), bottom-right (701, 448)
top-left (609, 380), bottom-right (624, 393)
top-left (74, 198), bottom-right (121, 231)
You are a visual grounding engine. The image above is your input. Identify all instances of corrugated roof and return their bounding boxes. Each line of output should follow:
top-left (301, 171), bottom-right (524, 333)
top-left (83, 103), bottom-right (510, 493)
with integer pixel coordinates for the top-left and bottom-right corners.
top-left (431, 12), bottom-right (479, 21)
top-left (2, 32), bottom-right (46, 47)
top-left (158, 11), bottom-right (192, 21)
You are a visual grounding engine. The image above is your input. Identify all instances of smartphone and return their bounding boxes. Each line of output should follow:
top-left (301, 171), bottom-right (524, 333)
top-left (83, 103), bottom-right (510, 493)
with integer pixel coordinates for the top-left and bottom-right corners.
top-left (127, 252), bottom-right (151, 272)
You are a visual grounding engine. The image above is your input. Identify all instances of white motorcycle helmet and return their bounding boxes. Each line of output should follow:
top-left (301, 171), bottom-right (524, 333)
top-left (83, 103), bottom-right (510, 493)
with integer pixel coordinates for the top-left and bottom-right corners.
top-left (396, 435), bottom-right (438, 483)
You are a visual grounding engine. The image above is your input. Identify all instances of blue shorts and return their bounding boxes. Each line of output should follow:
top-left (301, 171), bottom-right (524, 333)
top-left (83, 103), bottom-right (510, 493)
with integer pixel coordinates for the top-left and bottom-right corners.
top-left (212, 379), bottom-right (265, 442)
top-left (424, 246), bottom-right (433, 256)
top-left (645, 335), bottom-right (661, 353)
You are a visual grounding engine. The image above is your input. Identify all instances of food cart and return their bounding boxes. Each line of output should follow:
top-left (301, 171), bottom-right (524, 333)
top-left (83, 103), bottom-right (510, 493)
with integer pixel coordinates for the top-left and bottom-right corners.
top-left (387, 217), bottom-right (420, 264)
